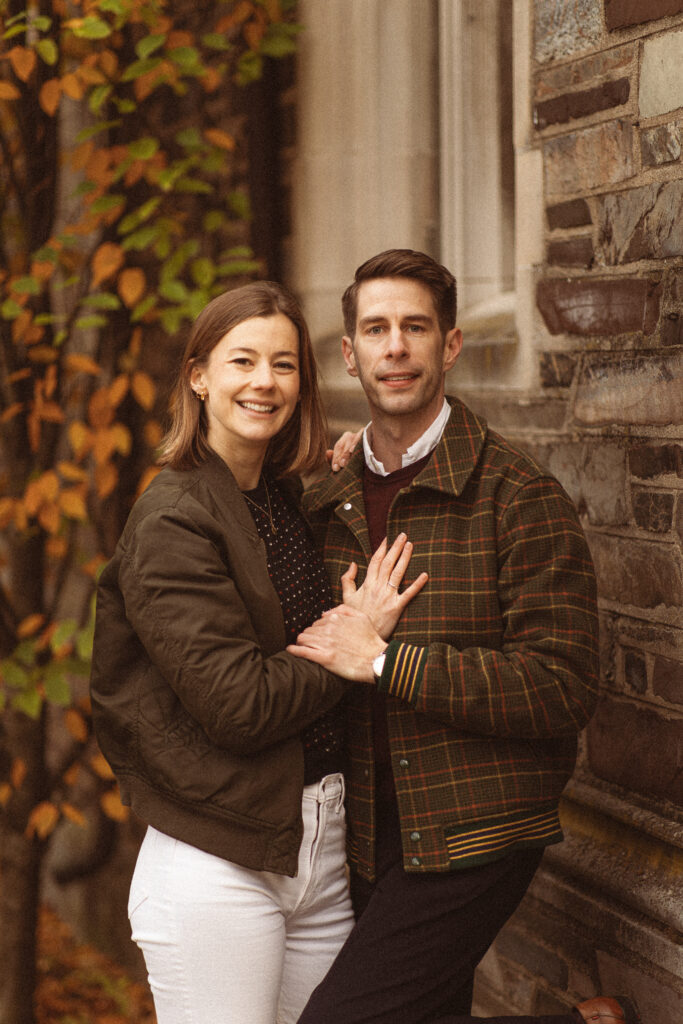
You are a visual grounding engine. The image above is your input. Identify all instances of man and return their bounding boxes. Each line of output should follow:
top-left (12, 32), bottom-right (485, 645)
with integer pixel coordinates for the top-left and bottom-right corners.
top-left (289, 250), bottom-right (639, 1024)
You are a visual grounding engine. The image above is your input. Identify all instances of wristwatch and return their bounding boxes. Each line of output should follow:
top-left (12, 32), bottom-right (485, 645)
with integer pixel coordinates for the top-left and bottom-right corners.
top-left (372, 650), bottom-right (387, 681)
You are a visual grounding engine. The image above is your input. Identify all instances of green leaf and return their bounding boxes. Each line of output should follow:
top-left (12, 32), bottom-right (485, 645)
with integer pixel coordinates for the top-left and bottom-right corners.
top-left (76, 622), bottom-right (95, 661)
top-left (201, 32), bottom-right (232, 52)
top-left (3, 25), bottom-right (29, 41)
top-left (190, 258), bottom-right (216, 288)
top-left (159, 279), bottom-right (189, 303)
top-left (131, 294), bottom-right (157, 322)
top-left (114, 97), bottom-right (136, 114)
top-left (236, 50), bottom-right (263, 86)
top-left (127, 137), bottom-right (159, 160)
top-left (81, 292), bottom-right (121, 310)
top-left (34, 312), bottom-right (60, 325)
top-left (175, 127), bottom-right (203, 151)
top-left (90, 194), bottom-right (126, 213)
top-left (160, 306), bottom-right (186, 334)
top-left (88, 84), bottom-right (112, 115)
top-left (33, 244), bottom-right (59, 263)
top-left (1, 298), bottom-right (23, 320)
top-left (135, 33), bottom-right (166, 60)
top-left (1, 659), bottom-right (30, 689)
top-left (12, 688), bottom-right (43, 718)
top-left (121, 56), bottom-right (162, 83)
top-left (75, 314), bottom-right (108, 329)
top-left (11, 276), bottom-right (41, 295)
top-left (76, 120), bottom-right (121, 143)
top-left (121, 224), bottom-right (161, 251)
top-left (43, 666), bottom-right (72, 706)
top-left (228, 190), bottom-right (252, 221)
top-left (14, 640), bottom-right (38, 668)
top-left (117, 196), bottom-right (161, 234)
top-left (175, 178), bottom-right (213, 195)
top-left (30, 15), bottom-right (52, 31)
top-left (51, 619), bottom-right (77, 651)
top-left (260, 23), bottom-right (301, 59)
top-left (72, 16), bottom-right (112, 40)
top-left (168, 46), bottom-right (203, 76)
top-left (36, 38), bottom-right (58, 65)
top-left (218, 258), bottom-right (261, 277)
top-left (203, 210), bottom-right (227, 232)
top-left (187, 289), bottom-right (209, 318)
top-left (99, 0), bottom-right (126, 14)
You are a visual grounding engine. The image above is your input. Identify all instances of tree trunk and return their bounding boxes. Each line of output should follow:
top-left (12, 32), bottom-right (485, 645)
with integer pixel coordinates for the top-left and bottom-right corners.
top-left (0, 711), bottom-right (45, 1024)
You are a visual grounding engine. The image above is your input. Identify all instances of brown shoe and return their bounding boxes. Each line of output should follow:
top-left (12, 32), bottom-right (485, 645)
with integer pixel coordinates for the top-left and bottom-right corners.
top-left (575, 996), bottom-right (641, 1024)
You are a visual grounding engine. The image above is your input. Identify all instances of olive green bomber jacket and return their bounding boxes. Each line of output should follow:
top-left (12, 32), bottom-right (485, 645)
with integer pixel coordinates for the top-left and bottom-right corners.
top-left (90, 453), bottom-right (348, 877)
top-left (303, 396), bottom-right (600, 879)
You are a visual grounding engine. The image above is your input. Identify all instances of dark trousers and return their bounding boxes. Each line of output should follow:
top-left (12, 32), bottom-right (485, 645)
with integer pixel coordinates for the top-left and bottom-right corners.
top-left (297, 778), bottom-right (572, 1024)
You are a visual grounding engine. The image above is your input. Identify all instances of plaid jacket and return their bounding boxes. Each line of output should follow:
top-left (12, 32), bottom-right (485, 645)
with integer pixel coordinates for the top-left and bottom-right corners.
top-left (304, 397), bottom-right (599, 878)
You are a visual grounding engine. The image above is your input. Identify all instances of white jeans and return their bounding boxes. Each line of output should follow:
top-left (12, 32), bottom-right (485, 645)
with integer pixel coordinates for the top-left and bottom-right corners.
top-left (128, 774), bottom-right (353, 1024)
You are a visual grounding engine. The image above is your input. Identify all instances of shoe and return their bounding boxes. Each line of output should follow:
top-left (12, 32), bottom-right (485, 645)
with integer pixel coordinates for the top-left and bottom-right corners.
top-left (575, 995), bottom-right (641, 1024)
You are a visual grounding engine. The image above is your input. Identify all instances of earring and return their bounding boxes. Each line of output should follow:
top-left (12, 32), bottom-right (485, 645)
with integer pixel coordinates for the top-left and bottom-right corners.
top-left (194, 389), bottom-right (206, 401)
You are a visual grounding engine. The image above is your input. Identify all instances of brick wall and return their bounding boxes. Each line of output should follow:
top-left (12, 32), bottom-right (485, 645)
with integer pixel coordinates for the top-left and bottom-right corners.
top-left (464, 3), bottom-right (683, 1021)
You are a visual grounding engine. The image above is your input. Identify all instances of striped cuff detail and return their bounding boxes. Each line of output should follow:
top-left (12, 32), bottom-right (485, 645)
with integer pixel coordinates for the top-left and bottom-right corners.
top-left (377, 641), bottom-right (427, 703)
top-left (444, 806), bottom-right (563, 867)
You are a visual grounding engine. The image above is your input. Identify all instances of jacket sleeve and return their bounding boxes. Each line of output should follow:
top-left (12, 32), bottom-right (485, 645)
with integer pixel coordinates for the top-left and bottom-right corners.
top-left (117, 504), bottom-right (348, 755)
top-left (376, 477), bottom-right (600, 738)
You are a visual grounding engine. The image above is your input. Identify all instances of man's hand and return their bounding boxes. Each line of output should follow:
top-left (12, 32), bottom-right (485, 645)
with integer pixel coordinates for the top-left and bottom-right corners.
top-left (342, 534), bottom-right (428, 640)
top-left (287, 605), bottom-right (386, 683)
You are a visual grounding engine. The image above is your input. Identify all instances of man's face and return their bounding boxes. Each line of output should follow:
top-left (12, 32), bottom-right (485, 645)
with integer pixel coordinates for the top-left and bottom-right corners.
top-left (342, 277), bottom-right (462, 433)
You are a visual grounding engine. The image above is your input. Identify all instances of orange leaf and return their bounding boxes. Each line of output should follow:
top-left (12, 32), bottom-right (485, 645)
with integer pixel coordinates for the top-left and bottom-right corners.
top-left (61, 802), bottom-right (87, 828)
top-left (129, 327), bottom-right (142, 359)
top-left (24, 471), bottom-right (59, 514)
top-left (90, 751), bottom-right (115, 780)
top-left (76, 63), bottom-right (106, 85)
top-left (68, 420), bottom-right (92, 459)
top-left (38, 502), bottom-right (61, 535)
top-left (117, 267), bottom-right (146, 307)
top-left (61, 71), bottom-right (84, 100)
top-left (204, 128), bottom-right (235, 151)
top-left (91, 242), bottom-right (124, 288)
top-left (108, 373), bottom-right (129, 407)
top-left (63, 762), bottom-right (81, 787)
top-left (46, 535), bottom-right (69, 559)
top-left (0, 81), bottom-right (21, 101)
top-left (17, 614), bottom-right (45, 639)
top-left (39, 78), bottom-right (62, 116)
top-left (137, 465), bottom-right (161, 496)
top-left (8, 46), bottom-right (37, 83)
top-left (92, 428), bottom-right (116, 464)
top-left (82, 554), bottom-right (106, 579)
top-left (0, 402), bottom-right (24, 424)
top-left (101, 787), bottom-right (129, 822)
top-left (59, 487), bottom-right (88, 521)
top-left (0, 783), bottom-right (12, 807)
top-left (57, 460), bottom-right (88, 483)
top-left (11, 758), bottom-right (27, 789)
top-left (95, 461), bottom-right (118, 499)
top-left (31, 258), bottom-right (57, 282)
top-left (27, 344), bottom-right (57, 363)
top-left (110, 422), bottom-right (132, 455)
top-left (144, 419), bottom-right (163, 447)
top-left (201, 66), bottom-right (222, 93)
top-left (65, 353), bottom-right (102, 375)
top-left (0, 497), bottom-right (16, 528)
top-left (64, 708), bottom-right (88, 743)
top-left (38, 401), bottom-right (65, 423)
top-left (26, 801), bottom-right (60, 840)
top-left (88, 387), bottom-right (114, 429)
top-left (98, 49), bottom-right (118, 77)
top-left (131, 370), bottom-right (156, 410)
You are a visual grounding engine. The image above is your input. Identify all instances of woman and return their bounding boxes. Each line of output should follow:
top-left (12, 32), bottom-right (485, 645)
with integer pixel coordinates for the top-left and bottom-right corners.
top-left (90, 281), bottom-right (425, 1024)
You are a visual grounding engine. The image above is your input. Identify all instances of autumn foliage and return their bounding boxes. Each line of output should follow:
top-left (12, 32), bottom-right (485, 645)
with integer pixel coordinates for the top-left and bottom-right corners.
top-left (0, 1), bottom-right (296, 1019)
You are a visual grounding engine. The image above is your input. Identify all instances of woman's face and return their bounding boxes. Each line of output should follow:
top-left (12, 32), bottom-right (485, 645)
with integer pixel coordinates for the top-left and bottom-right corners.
top-left (190, 313), bottom-right (300, 470)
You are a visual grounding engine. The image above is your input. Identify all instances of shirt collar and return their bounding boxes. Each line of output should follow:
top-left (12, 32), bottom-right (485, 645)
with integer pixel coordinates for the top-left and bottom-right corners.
top-left (362, 398), bottom-right (452, 476)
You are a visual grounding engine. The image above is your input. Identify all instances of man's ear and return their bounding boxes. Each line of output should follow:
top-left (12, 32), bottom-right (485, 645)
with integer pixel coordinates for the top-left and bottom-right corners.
top-left (442, 327), bottom-right (463, 374)
top-left (342, 336), bottom-right (358, 378)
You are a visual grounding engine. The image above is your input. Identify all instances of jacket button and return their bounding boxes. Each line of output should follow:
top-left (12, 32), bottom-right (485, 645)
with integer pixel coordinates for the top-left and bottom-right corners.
top-left (411, 856), bottom-right (422, 867)
top-left (399, 757), bottom-right (409, 768)
top-left (343, 502), bottom-right (352, 510)
top-left (410, 831), bottom-right (421, 842)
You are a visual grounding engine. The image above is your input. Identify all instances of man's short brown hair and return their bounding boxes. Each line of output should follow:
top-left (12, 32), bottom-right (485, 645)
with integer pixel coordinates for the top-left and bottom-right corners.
top-left (341, 249), bottom-right (457, 338)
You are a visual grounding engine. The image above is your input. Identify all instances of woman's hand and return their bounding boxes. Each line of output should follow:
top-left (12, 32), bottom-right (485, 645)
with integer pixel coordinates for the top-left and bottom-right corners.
top-left (287, 605), bottom-right (385, 683)
top-left (326, 429), bottom-right (362, 472)
top-left (341, 533), bottom-right (428, 640)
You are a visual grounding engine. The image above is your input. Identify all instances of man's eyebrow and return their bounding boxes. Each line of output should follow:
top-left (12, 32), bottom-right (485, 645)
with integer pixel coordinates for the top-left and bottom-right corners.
top-left (358, 313), bottom-right (434, 328)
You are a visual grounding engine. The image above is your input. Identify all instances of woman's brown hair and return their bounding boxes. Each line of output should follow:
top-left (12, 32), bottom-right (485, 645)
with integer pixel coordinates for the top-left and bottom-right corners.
top-left (158, 281), bottom-right (328, 477)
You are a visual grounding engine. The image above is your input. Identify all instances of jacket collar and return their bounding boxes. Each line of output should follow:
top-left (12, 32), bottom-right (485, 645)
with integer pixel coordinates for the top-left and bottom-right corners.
top-left (304, 396), bottom-right (488, 513)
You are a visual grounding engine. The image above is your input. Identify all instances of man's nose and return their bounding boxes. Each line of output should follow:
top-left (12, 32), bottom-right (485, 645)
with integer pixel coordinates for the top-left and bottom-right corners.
top-left (385, 327), bottom-right (409, 357)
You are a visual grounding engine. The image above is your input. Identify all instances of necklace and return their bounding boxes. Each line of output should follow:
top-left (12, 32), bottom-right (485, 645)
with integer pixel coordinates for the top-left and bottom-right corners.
top-left (242, 477), bottom-right (278, 534)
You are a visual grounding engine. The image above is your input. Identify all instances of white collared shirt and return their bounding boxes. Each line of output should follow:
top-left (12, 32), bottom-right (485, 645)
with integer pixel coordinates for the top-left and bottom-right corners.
top-left (362, 398), bottom-right (452, 476)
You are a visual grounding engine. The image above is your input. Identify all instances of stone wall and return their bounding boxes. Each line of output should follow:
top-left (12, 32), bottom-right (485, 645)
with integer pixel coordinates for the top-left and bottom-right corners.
top-left (462, 3), bottom-right (683, 1021)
